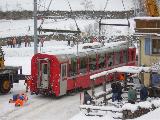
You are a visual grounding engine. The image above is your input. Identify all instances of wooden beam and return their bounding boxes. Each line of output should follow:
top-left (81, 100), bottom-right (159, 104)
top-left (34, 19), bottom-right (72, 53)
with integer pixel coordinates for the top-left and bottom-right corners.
top-left (100, 23), bottom-right (130, 27)
top-left (38, 28), bottom-right (81, 34)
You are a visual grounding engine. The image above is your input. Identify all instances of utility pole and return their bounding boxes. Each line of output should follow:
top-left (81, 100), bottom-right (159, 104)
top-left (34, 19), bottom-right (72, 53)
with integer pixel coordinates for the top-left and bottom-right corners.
top-left (34, 0), bottom-right (38, 54)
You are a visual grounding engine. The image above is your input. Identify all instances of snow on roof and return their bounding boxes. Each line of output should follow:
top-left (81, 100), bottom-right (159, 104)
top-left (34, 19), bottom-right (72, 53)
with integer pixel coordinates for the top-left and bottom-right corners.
top-left (115, 66), bottom-right (151, 73)
top-left (134, 17), bottom-right (160, 20)
top-left (134, 33), bottom-right (160, 37)
top-left (90, 66), bottom-right (151, 80)
top-left (44, 41), bottom-right (128, 56)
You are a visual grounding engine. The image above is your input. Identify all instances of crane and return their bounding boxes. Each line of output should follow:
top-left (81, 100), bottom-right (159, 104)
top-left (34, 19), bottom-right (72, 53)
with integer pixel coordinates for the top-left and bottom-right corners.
top-left (145, 0), bottom-right (159, 16)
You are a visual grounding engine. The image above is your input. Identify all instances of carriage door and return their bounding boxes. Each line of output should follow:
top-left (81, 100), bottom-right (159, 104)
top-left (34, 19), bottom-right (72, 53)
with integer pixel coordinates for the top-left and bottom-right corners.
top-left (59, 63), bottom-right (67, 96)
top-left (37, 59), bottom-right (50, 89)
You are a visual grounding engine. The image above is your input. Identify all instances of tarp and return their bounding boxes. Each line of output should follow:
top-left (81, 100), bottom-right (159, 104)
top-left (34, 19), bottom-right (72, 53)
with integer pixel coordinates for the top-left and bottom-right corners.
top-left (90, 66), bottom-right (151, 80)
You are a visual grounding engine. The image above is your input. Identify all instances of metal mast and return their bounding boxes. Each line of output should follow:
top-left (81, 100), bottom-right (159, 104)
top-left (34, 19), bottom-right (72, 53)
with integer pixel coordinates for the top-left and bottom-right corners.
top-left (34, 0), bottom-right (38, 54)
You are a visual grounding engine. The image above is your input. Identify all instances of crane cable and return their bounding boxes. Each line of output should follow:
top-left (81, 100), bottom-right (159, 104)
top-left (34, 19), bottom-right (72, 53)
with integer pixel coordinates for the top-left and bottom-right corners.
top-left (121, 0), bottom-right (130, 27)
top-left (99, 0), bottom-right (109, 36)
top-left (121, 0), bottom-right (131, 46)
top-left (38, 0), bottom-right (54, 32)
top-left (66, 0), bottom-right (80, 32)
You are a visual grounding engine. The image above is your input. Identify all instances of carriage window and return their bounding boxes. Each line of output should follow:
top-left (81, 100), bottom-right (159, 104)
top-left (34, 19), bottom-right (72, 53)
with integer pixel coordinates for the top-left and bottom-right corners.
top-left (70, 57), bottom-right (77, 76)
top-left (123, 50), bottom-right (127, 63)
top-left (61, 64), bottom-right (67, 78)
top-left (98, 53), bottom-right (106, 69)
top-left (115, 52), bottom-right (120, 65)
top-left (152, 39), bottom-right (160, 54)
top-left (43, 64), bottom-right (48, 74)
top-left (79, 57), bottom-right (87, 73)
top-left (131, 51), bottom-right (135, 61)
top-left (108, 53), bottom-right (114, 67)
top-left (89, 54), bottom-right (97, 71)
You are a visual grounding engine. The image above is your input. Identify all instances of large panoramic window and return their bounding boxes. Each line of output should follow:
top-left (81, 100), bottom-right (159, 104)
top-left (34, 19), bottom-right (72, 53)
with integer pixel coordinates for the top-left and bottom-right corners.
top-left (123, 50), bottom-right (127, 63)
top-left (131, 50), bottom-right (135, 61)
top-left (108, 53), bottom-right (114, 67)
top-left (152, 39), bottom-right (160, 54)
top-left (115, 52), bottom-right (120, 65)
top-left (69, 57), bottom-right (77, 76)
top-left (79, 57), bottom-right (87, 73)
top-left (89, 54), bottom-right (97, 71)
top-left (98, 53), bottom-right (106, 69)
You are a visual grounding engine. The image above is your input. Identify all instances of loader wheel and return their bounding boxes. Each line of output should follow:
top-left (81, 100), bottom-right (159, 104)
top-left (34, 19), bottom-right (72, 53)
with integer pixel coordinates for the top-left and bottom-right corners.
top-left (0, 79), bottom-right (11, 94)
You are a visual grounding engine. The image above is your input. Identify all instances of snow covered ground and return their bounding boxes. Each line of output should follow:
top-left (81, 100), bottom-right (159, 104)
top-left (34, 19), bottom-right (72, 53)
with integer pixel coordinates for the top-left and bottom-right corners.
top-left (1, 40), bottom-right (160, 120)
top-left (0, 18), bottom-right (135, 38)
top-left (1, 0), bottom-right (160, 119)
top-left (0, 0), bottom-right (136, 11)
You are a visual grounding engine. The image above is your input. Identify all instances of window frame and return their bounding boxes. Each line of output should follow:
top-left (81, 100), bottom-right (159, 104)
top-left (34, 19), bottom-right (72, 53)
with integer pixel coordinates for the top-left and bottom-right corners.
top-left (152, 39), bottom-right (160, 55)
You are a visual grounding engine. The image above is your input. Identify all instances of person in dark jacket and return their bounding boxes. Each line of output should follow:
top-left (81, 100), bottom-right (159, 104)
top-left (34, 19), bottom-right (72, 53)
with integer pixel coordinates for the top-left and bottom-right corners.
top-left (128, 86), bottom-right (137, 104)
top-left (117, 82), bottom-right (123, 102)
top-left (111, 82), bottom-right (118, 102)
top-left (140, 85), bottom-right (148, 101)
top-left (83, 91), bottom-right (92, 105)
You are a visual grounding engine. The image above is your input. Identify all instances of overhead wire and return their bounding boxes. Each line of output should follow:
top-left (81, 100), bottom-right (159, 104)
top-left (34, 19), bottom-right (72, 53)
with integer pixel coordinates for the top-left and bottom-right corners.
top-left (66, 0), bottom-right (80, 32)
top-left (121, 0), bottom-right (130, 27)
top-left (121, 0), bottom-right (131, 46)
top-left (99, 0), bottom-right (109, 36)
top-left (38, 0), bottom-right (54, 32)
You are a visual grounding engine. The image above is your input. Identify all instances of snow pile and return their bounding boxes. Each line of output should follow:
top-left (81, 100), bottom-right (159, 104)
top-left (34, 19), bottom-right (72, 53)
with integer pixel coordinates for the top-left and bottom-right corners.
top-left (151, 62), bottom-right (160, 73)
top-left (94, 88), bottom-right (112, 98)
top-left (122, 103), bottom-right (138, 112)
top-left (122, 99), bottom-right (160, 112)
top-left (137, 101), bottom-right (152, 109)
top-left (151, 99), bottom-right (160, 108)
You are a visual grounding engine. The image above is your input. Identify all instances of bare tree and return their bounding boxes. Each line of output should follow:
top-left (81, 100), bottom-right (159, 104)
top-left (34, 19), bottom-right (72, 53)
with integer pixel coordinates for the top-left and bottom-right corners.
top-left (16, 0), bottom-right (23, 11)
top-left (80, 0), bottom-right (94, 11)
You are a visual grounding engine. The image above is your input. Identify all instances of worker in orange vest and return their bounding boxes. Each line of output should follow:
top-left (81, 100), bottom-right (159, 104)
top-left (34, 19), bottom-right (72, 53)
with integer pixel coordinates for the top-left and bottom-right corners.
top-left (119, 74), bottom-right (125, 81)
top-left (15, 93), bottom-right (28, 107)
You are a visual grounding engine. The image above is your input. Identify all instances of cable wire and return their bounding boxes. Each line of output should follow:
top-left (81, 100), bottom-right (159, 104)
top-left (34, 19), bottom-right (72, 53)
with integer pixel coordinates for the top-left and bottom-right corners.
top-left (99, 0), bottom-right (109, 36)
top-left (66, 0), bottom-right (80, 32)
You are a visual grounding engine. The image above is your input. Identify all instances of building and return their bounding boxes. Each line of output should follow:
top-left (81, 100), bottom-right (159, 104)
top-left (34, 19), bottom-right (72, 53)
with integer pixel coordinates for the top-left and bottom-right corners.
top-left (134, 17), bottom-right (160, 86)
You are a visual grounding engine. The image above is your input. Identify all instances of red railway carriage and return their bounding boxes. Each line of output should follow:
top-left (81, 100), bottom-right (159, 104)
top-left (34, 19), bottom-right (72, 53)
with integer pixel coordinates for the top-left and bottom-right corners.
top-left (30, 41), bottom-right (136, 96)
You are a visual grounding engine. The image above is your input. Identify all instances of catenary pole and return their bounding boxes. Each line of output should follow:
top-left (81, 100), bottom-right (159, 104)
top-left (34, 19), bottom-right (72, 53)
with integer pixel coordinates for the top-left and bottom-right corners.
top-left (34, 0), bottom-right (38, 54)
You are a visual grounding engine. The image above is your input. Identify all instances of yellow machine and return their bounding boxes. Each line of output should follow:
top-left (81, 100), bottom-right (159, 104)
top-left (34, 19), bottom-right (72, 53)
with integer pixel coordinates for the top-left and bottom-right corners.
top-left (0, 46), bottom-right (24, 94)
top-left (145, 0), bottom-right (159, 16)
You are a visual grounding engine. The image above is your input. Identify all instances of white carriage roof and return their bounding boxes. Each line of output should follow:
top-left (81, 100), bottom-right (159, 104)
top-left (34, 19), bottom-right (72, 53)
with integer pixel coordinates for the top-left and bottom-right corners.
top-left (90, 66), bottom-right (151, 80)
top-left (43, 41), bottom-right (129, 56)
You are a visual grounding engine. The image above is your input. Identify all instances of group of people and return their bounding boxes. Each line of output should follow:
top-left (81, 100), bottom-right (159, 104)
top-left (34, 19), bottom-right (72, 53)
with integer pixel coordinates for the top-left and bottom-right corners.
top-left (111, 81), bottom-right (148, 104)
top-left (128, 84), bottom-right (148, 104)
top-left (6, 35), bottom-right (46, 48)
top-left (7, 37), bottom-right (22, 48)
top-left (83, 91), bottom-right (93, 105)
top-left (24, 35), bottom-right (31, 47)
top-left (83, 82), bottom-right (149, 105)
top-left (111, 82), bottom-right (123, 102)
